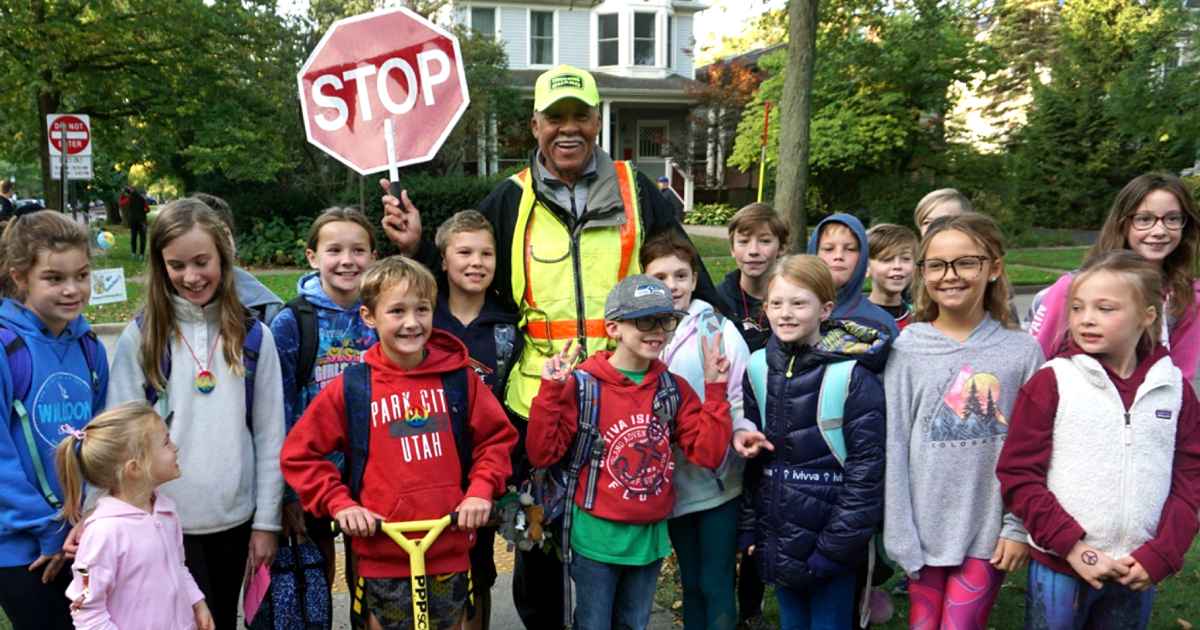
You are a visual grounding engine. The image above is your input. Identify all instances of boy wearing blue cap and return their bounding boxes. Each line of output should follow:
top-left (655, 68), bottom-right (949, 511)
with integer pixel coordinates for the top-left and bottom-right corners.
top-left (526, 275), bottom-right (734, 630)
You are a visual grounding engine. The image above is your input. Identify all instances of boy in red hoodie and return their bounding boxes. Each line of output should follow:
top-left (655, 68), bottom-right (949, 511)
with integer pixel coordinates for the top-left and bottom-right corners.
top-left (528, 275), bottom-right (733, 630)
top-left (281, 256), bottom-right (517, 630)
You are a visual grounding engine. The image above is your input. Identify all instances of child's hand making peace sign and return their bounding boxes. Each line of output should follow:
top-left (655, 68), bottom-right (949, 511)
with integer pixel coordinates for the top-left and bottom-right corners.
top-left (541, 339), bottom-right (582, 383)
top-left (701, 332), bottom-right (731, 385)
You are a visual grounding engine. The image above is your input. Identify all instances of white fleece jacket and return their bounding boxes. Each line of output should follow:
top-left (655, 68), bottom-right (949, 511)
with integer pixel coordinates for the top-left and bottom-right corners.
top-left (1041, 353), bottom-right (1181, 559)
top-left (107, 296), bottom-right (284, 534)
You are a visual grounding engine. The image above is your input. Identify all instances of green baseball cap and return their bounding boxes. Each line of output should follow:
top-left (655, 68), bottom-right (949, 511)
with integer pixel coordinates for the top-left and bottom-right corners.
top-left (533, 65), bottom-right (600, 112)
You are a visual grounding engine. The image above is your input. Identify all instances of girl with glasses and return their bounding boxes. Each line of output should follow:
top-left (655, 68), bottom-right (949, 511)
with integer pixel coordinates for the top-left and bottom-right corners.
top-left (1028, 173), bottom-right (1200, 389)
top-left (884, 213), bottom-right (1044, 629)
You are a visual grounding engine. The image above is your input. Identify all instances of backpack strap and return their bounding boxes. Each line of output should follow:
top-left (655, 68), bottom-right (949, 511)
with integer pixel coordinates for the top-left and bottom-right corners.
top-left (0, 327), bottom-right (61, 510)
top-left (286, 295), bottom-right (318, 400)
top-left (747, 349), bottom-right (768, 428)
top-left (441, 367), bottom-right (472, 490)
top-left (78, 331), bottom-right (100, 391)
top-left (342, 362), bottom-right (372, 502)
top-left (492, 323), bottom-right (516, 394)
top-left (652, 371), bottom-right (679, 438)
top-left (242, 317), bottom-right (263, 433)
top-left (817, 360), bottom-right (856, 467)
top-left (560, 368), bottom-right (604, 630)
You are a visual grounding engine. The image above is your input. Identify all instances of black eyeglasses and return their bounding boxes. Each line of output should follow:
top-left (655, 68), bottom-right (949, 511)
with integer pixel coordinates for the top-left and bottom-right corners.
top-left (630, 315), bottom-right (680, 332)
top-left (1130, 213), bottom-right (1187, 231)
top-left (917, 255), bottom-right (991, 280)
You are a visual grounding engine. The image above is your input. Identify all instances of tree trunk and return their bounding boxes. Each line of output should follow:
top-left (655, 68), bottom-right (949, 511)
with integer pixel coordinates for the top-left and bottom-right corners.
top-left (38, 89), bottom-right (64, 211)
top-left (774, 0), bottom-right (819, 252)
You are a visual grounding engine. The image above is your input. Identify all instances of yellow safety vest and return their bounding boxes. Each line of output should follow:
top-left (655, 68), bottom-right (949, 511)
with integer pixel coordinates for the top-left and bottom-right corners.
top-left (505, 161), bottom-right (643, 418)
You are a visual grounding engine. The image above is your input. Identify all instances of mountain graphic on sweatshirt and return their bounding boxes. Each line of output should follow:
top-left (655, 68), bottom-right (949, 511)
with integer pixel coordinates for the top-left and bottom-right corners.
top-left (927, 365), bottom-right (1007, 442)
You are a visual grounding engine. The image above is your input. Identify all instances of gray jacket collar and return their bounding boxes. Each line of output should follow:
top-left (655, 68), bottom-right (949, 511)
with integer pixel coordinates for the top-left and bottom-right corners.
top-left (531, 148), bottom-right (627, 228)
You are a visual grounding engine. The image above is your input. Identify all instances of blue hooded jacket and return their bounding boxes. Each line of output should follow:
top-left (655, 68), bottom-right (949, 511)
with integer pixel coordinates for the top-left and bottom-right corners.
top-left (807, 214), bottom-right (900, 341)
top-left (0, 299), bottom-right (108, 566)
top-left (270, 272), bottom-right (376, 435)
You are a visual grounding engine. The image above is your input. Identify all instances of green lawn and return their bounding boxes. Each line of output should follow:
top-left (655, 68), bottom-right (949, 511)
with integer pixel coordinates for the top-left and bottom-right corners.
top-left (657, 539), bottom-right (1200, 628)
top-left (1006, 247), bottom-right (1088, 271)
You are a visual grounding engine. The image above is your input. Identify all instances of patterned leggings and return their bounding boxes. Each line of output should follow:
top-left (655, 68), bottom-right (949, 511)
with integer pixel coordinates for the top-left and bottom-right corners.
top-left (909, 558), bottom-right (1004, 630)
top-left (1025, 559), bottom-right (1155, 630)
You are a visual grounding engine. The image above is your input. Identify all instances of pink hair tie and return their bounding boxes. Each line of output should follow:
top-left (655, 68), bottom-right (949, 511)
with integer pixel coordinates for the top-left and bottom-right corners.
top-left (61, 424), bottom-right (85, 441)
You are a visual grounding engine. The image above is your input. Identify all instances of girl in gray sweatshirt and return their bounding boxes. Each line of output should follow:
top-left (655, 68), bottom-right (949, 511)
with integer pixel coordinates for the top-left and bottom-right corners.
top-left (883, 213), bottom-right (1042, 629)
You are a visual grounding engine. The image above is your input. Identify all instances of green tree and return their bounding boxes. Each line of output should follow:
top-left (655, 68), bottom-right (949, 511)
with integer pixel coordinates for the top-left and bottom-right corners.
top-left (731, 0), bottom-right (985, 218)
top-left (0, 1), bottom-right (300, 206)
top-left (1010, 0), bottom-right (1200, 227)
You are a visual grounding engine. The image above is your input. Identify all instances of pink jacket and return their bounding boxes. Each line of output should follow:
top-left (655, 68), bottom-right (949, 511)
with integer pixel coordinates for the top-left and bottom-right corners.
top-left (1028, 272), bottom-right (1200, 381)
top-left (66, 494), bottom-right (203, 630)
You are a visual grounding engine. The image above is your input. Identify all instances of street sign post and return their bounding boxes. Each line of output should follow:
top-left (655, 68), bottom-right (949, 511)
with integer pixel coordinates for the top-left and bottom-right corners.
top-left (297, 7), bottom-right (470, 185)
top-left (47, 114), bottom-right (93, 215)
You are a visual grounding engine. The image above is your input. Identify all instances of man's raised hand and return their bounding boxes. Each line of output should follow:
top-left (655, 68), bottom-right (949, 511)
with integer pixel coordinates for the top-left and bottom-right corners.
top-left (378, 180), bottom-right (423, 256)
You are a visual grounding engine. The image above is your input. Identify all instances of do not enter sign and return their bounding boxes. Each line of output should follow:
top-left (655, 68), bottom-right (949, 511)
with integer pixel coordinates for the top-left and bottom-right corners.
top-left (47, 114), bottom-right (92, 156)
top-left (297, 7), bottom-right (470, 176)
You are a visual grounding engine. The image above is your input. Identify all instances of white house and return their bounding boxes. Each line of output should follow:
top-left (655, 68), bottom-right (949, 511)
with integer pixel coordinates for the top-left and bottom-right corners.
top-left (450, 0), bottom-right (707, 185)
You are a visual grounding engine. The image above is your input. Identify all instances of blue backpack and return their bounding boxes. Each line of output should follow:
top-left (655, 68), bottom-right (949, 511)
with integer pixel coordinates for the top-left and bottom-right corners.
top-left (135, 313), bottom-right (264, 431)
top-left (246, 536), bottom-right (331, 630)
top-left (745, 350), bottom-right (855, 466)
top-left (0, 327), bottom-right (101, 510)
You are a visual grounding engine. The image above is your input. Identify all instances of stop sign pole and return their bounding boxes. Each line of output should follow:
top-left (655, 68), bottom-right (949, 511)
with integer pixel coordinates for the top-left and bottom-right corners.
top-left (297, 7), bottom-right (470, 193)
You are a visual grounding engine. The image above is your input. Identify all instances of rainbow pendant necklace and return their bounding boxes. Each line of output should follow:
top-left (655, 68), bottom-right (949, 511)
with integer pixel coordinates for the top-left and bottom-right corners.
top-left (179, 330), bottom-right (221, 394)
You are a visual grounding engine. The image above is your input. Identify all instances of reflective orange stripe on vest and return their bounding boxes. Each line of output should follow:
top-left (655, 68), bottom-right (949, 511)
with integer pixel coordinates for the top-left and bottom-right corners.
top-left (525, 318), bottom-right (609, 340)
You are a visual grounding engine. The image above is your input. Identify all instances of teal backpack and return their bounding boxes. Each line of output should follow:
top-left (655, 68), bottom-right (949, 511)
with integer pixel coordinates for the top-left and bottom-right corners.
top-left (745, 350), bottom-right (855, 465)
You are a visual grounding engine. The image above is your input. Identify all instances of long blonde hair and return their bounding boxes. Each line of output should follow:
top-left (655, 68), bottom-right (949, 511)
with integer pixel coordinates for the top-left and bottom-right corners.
top-left (1071, 250), bottom-right (1164, 354)
top-left (1089, 173), bottom-right (1199, 319)
top-left (0, 211), bottom-right (90, 300)
top-left (913, 213), bottom-right (1017, 328)
top-left (141, 198), bottom-right (247, 392)
top-left (55, 403), bottom-right (162, 524)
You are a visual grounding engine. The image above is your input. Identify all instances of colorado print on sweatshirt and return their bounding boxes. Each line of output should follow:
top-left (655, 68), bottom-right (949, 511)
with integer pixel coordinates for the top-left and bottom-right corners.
top-left (928, 365), bottom-right (1008, 444)
top-left (372, 385), bottom-right (450, 463)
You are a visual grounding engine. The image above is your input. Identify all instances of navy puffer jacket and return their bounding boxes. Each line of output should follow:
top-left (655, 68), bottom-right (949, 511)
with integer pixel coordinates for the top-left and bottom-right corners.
top-left (741, 323), bottom-right (887, 590)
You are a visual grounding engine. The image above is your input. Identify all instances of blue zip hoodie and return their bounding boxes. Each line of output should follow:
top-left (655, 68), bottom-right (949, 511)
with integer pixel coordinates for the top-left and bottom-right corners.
top-left (270, 272), bottom-right (376, 435)
top-left (807, 214), bottom-right (900, 341)
top-left (0, 299), bottom-right (108, 566)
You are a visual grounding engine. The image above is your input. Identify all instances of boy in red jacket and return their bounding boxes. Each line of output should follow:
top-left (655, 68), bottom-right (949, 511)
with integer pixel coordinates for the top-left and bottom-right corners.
top-left (528, 275), bottom-right (733, 630)
top-left (281, 256), bottom-right (517, 630)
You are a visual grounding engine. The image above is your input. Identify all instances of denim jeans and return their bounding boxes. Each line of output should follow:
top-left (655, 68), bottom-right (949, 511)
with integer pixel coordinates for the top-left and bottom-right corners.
top-left (570, 553), bottom-right (663, 630)
top-left (775, 571), bottom-right (856, 630)
top-left (1027, 559), bottom-right (1156, 630)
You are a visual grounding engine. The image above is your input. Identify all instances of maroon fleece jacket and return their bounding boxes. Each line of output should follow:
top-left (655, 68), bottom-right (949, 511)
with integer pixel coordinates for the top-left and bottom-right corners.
top-left (997, 344), bottom-right (1200, 582)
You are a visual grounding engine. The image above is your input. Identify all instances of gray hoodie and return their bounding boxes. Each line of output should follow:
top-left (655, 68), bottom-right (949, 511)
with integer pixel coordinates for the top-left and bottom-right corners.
top-left (883, 316), bottom-right (1042, 575)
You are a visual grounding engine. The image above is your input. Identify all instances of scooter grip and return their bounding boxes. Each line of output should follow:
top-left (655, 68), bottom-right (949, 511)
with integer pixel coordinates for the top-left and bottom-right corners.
top-left (388, 181), bottom-right (404, 201)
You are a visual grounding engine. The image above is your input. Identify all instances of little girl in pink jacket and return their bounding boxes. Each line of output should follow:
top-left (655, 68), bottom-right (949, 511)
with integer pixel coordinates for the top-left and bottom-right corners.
top-left (55, 403), bottom-right (212, 630)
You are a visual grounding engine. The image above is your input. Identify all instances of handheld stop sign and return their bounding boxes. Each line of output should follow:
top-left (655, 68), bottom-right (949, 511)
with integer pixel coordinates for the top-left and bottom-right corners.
top-left (297, 7), bottom-right (470, 192)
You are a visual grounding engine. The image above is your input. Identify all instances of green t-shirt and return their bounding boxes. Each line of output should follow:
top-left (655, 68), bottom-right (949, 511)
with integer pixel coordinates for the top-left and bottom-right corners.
top-left (571, 505), bottom-right (671, 565)
top-left (571, 366), bottom-right (669, 565)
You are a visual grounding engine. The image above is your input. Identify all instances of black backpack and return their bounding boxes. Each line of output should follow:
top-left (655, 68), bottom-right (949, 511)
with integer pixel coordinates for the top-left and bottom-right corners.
top-left (246, 536), bottom-right (331, 630)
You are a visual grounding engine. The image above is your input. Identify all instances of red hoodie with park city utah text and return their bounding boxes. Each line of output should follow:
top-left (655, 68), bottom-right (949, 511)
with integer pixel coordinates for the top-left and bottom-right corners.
top-left (527, 352), bottom-right (732, 524)
top-left (281, 330), bottom-right (517, 579)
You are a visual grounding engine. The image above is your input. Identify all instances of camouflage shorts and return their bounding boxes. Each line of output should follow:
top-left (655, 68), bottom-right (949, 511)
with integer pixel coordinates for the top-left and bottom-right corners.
top-left (362, 572), bottom-right (471, 630)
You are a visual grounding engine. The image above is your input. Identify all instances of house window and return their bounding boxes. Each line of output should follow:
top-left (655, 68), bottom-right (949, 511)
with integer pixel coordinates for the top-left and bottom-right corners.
top-left (638, 122), bottom-right (668, 159)
top-left (530, 11), bottom-right (554, 66)
top-left (634, 12), bottom-right (656, 66)
top-left (667, 15), bottom-right (674, 69)
top-left (470, 7), bottom-right (497, 41)
top-left (598, 13), bottom-right (619, 66)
